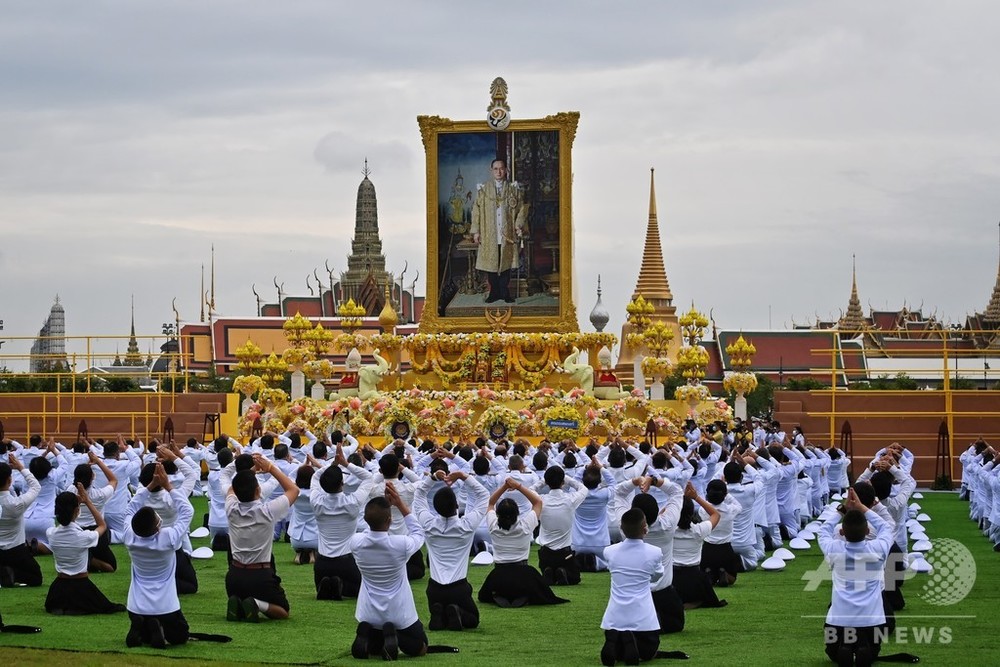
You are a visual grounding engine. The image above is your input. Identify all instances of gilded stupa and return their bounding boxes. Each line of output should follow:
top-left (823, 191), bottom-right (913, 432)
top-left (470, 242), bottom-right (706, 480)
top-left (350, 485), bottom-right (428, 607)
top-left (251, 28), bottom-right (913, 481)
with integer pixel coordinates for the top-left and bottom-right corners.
top-left (837, 254), bottom-right (867, 337)
top-left (615, 169), bottom-right (679, 386)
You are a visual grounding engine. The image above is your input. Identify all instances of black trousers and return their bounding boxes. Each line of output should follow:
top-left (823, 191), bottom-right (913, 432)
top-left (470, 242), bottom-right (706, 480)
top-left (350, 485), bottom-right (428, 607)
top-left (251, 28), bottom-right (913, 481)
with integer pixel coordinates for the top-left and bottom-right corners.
top-left (823, 624), bottom-right (882, 662)
top-left (314, 553), bottom-right (362, 598)
top-left (84, 524), bottom-right (117, 572)
top-left (406, 550), bottom-right (425, 581)
top-left (427, 577), bottom-right (479, 628)
top-left (604, 629), bottom-right (660, 662)
top-left (175, 550), bottom-right (198, 595)
top-left (538, 545), bottom-right (581, 585)
top-left (0, 543), bottom-right (43, 586)
top-left (486, 269), bottom-right (512, 301)
top-left (364, 620), bottom-right (428, 657)
top-left (128, 610), bottom-right (189, 646)
top-left (226, 565), bottom-right (290, 612)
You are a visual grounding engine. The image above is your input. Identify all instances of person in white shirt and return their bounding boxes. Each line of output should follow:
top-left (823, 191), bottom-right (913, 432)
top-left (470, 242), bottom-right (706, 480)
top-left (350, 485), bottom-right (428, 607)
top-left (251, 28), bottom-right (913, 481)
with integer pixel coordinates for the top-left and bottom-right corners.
top-left (572, 463), bottom-right (617, 571)
top-left (45, 485), bottom-right (125, 615)
top-left (414, 468), bottom-right (488, 631)
top-left (700, 479), bottom-right (743, 587)
top-left (123, 463), bottom-right (194, 648)
top-left (223, 453), bottom-right (298, 622)
top-left (368, 452), bottom-right (426, 581)
top-left (536, 465), bottom-right (589, 586)
top-left (627, 475), bottom-right (685, 635)
top-left (207, 448), bottom-right (234, 552)
top-left (671, 482), bottom-right (724, 609)
top-left (288, 464), bottom-right (319, 564)
top-left (0, 453), bottom-right (43, 587)
top-left (74, 452), bottom-right (118, 573)
top-left (350, 482), bottom-right (428, 660)
top-left (818, 487), bottom-right (894, 667)
top-left (309, 446), bottom-right (374, 601)
top-left (722, 460), bottom-right (760, 572)
top-left (478, 478), bottom-right (568, 608)
top-left (24, 455), bottom-right (59, 555)
top-left (134, 445), bottom-right (198, 593)
top-left (599, 507), bottom-right (666, 666)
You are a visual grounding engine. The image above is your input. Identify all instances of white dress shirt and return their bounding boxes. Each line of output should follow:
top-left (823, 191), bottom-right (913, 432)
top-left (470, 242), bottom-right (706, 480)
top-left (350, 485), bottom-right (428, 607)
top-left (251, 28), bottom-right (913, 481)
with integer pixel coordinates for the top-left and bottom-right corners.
top-left (487, 509), bottom-right (537, 563)
top-left (47, 522), bottom-right (99, 576)
top-left (124, 488), bottom-right (193, 615)
top-left (537, 478), bottom-right (588, 550)
top-left (311, 464), bottom-right (374, 558)
top-left (601, 538), bottom-right (664, 631)
top-left (225, 492), bottom-right (291, 565)
top-left (350, 514), bottom-right (425, 628)
top-left (672, 521), bottom-right (712, 566)
top-left (819, 509), bottom-right (893, 627)
top-left (0, 469), bottom-right (40, 549)
top-left (414, 476), bottom-right (488, 584)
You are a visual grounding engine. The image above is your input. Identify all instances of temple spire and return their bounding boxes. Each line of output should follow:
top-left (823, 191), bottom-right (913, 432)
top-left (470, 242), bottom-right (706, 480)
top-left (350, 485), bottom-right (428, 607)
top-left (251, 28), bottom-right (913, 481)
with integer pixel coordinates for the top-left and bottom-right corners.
top-left (839, 254), bottom-right (866, 334)
top-left (199, 264), bottom-right (205, 322)
top-left (631, 168), bottom-right (673, 302)
top-left (124, 295), bottom-right (143, 365)
top-left (985, 222), bottom-right (1000, 322)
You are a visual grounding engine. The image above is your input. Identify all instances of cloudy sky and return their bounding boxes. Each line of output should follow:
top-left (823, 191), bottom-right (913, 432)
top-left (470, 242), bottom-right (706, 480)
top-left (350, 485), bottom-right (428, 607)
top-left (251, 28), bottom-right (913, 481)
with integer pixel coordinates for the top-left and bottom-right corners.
top-left (2, 1), bottom-right (999, 369)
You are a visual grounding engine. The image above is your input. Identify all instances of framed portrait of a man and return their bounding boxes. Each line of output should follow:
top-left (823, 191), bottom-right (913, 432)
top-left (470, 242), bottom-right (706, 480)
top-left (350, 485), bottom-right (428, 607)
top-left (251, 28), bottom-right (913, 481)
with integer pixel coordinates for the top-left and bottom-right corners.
top-left (418, 112), bottom-right (579, 333)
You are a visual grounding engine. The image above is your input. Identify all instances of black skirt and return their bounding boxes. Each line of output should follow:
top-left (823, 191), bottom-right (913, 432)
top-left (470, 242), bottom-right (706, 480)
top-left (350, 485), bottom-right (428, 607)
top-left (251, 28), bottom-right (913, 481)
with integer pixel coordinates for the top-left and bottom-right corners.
top-left (477, 562), bottom-right (569, 606)
top-left (45, 576), bottom-right (124, 615)
top-left (671, 564), bottom-right (723, 607)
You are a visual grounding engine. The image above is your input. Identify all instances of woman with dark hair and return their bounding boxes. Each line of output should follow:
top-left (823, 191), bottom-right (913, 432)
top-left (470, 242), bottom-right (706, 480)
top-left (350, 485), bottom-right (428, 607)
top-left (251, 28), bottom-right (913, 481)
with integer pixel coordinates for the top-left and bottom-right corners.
top-left (74, 453), bottom-right (118, 573)
top-left (24, 456), bottom-right (58, 555)
top-left (478, 478), bottom-right (568, 607)
top-left (45, 485), bottom-right (125, 615)
top-left (671, 482), bottom-right (725, 609)
top-left (289, 465), bottom-right (319, 564)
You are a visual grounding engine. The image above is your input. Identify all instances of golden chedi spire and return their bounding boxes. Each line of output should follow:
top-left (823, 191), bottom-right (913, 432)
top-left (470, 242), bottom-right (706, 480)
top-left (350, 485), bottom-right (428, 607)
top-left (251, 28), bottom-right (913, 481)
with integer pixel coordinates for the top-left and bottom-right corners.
top-left (632, 168), bottom-right (673, 303)
top-left (839, 254), bottom-right (866, 334)
top-left (378, 281), bottom-right (399, 330)
top-left (985, 223), bottom-right (1000, 323)
top-left (615, 168), bottom-right (680, 386)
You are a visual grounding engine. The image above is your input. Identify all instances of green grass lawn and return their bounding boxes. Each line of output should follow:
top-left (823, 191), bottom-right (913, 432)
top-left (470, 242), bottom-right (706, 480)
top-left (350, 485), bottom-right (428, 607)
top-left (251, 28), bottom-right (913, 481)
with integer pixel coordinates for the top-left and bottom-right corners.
top-left (1, 492), bottom-right (996, 665)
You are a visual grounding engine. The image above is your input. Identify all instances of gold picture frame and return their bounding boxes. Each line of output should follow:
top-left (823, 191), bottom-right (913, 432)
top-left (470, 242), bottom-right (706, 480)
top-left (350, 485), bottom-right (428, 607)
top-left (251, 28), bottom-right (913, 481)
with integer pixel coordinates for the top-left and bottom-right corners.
top-left (418, 112), bottom-right (580, 334)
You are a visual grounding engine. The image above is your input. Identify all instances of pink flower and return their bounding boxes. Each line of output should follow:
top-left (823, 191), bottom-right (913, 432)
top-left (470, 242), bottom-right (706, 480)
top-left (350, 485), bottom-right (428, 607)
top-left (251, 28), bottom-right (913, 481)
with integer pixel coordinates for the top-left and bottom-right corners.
top-left (586, 408), bottom-right (597, 420)
top-left (455, 409), bottom-right (469, 418)
top-left (321, 409), bottom-right (335, 418)
top-left (631, 388), bottom-right (644, 397)
top-left (245, 411), bottom-right (260, 422)
top-left (250, 403), bottom-right (263, 412)
top-left (290, 405), bottom-right (305, 415)
top-left (419, 408), bottom-right (434, 418)
top-left (409, 388), bottom-right (423, 397)
top-left (442, 397), bottom-right (455, 408)
top-left (349, 397), bottom-right (362, 410)
top-left (374, 401), bottom-right (387, 412)
top-left (569, 388), bottom-right (585, 398)
top-left (518, 409), bottom-right (533, 418)
top-left (538, 387), bottom-right (554, 396)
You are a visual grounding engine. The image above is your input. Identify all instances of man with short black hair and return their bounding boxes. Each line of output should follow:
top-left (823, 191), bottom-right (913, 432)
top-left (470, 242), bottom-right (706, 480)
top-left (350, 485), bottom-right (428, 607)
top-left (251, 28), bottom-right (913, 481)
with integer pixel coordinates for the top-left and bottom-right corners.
top-left (350, 483), bottom-right (428, 660)
top-left (123, 463), bottom-right (194, 648)
top-left (223, 452), bottom-right (298, 622)
top-left (414, 468), bottom-right (488, 631)
top-left (536, 465), bottom-right (588, 586)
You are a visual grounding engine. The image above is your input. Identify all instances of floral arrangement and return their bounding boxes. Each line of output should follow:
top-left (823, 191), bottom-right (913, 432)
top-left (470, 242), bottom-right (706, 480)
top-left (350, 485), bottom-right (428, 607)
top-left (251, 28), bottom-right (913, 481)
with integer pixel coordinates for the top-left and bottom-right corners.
top-left (232, 374), bottom-right (266, 398)
top-left (640, 356), bottom-right (672, 379)
top-left (475, 405), bottom-right (521, 436)
top-left (259, 387), bottom-right (289, 408)
top-left (583, 416), bottom-right (612, 437)
top-left (281, 347), bottom-right (312, 369)
top-left (303, 359), bottom-right (335, 379)
top-left (674, 383), bottom-right (712, 403)
top-left (380, 403), bottom-right (416, 437)
top-left (617, 417), bottom-right (646, 438)
top-left (722, 371), bottom-right (758, 396)
top-left (536, 403), bottom-right (583, 441)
